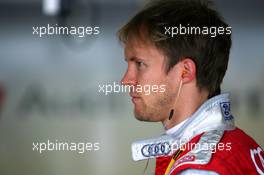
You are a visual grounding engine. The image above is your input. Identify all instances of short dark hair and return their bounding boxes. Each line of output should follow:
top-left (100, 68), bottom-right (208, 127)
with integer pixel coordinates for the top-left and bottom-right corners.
top-left (118, 0), bottom-right (232, 98)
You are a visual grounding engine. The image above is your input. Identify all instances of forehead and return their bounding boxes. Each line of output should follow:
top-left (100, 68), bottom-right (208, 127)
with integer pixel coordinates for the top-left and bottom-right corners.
top-left (124, 39), bottom-right (165, 61)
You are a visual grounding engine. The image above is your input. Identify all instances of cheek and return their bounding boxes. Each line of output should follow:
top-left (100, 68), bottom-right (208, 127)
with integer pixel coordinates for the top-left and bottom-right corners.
top-left (140, 82), bottom-right (170, 102)
top-left (138, 74), bottom-right (168, 96)
top-left (137, 71), bottom-right (166, 86)
top-left (136, 65), bottom-right (170, 97)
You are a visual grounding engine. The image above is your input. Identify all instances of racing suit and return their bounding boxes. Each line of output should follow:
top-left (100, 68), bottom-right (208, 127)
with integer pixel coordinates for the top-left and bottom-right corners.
top-left (131, 93), bottom-right (264, 174)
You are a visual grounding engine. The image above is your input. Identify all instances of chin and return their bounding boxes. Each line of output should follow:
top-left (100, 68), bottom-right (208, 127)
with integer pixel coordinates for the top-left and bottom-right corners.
top-left (133, 109), bottom-right (162, 122)
top-left (134, 109), bottom-right (144, 120)
top-left (134, 109), bottom-right (148, 121)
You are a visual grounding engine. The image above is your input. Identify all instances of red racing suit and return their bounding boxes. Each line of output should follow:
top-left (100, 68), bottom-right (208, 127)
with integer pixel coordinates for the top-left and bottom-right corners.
top-left (156, 128), bottom-right (264, 175)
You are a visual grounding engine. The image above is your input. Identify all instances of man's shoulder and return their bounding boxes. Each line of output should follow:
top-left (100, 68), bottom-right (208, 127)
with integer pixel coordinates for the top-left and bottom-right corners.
top-left (221, 127), bottom-right (261, 152)
top-left (169, 129), bottom-right (264, 174)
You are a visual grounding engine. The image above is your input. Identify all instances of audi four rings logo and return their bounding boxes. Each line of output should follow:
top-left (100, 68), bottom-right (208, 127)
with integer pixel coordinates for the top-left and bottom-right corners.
top-left (141, 142), bottom-right (171, 157)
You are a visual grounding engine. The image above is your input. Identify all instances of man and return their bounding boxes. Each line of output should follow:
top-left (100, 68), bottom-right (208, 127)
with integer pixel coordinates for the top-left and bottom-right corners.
top-left (118, 0), bottom-right (264, 174)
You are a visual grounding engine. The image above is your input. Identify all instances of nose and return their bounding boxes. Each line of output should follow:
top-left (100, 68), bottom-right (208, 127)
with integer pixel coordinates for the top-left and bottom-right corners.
top-left (121, 68), bottom-right (137, 86)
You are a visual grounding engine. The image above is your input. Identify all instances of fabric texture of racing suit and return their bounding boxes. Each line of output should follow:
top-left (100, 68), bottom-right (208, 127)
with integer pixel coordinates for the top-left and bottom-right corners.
top-left (131, 93), bottom-right (264, 174)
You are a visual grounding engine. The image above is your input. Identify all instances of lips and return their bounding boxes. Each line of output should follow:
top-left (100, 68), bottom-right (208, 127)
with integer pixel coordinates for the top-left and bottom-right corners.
top-left (130, 93), bottom-right (141, 104)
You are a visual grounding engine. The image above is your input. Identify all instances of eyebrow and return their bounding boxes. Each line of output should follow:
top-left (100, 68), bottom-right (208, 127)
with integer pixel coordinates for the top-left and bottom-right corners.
top-left (124, 56), bottom-right (143, 62)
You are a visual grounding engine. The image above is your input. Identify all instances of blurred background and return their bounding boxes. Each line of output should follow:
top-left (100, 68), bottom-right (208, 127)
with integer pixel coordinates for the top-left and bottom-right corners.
top-left (0, 0), bottom-right (263, 174)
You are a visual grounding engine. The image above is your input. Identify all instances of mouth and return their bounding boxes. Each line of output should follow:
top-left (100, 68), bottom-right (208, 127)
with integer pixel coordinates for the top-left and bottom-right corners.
top-left (130, 93), bottom-right (141, 104)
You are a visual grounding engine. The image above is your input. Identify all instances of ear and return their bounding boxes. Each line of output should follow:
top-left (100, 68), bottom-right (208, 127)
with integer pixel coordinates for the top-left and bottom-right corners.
top-left (180, 58), bottom-right (196, 83)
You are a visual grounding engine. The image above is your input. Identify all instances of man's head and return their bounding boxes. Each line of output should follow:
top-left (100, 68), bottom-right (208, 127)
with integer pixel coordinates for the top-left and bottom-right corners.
top-left (119, 0), bottom-right (231, 124)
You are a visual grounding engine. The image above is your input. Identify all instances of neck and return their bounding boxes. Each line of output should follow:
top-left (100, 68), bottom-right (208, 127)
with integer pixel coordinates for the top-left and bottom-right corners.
top-left (162, 87), bottom-right (209, 130)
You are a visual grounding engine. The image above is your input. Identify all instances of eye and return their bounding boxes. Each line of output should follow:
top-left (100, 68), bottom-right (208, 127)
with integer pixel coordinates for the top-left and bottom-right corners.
top-left (135, 61), bottom-right (145, 69)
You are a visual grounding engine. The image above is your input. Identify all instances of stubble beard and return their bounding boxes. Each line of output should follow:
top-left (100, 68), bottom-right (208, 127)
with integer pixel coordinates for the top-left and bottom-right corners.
top-left (133, 89), bottom-right (175, 122)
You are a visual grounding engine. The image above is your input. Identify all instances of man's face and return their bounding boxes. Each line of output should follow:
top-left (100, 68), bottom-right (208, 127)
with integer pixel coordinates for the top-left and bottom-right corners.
top-left (121, 39), bottom-right (181, 122)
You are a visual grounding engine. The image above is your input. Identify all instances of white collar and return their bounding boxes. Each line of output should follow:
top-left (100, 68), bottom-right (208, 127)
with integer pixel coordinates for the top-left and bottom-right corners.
top-left (165, 118), bottom-right (188, 135)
